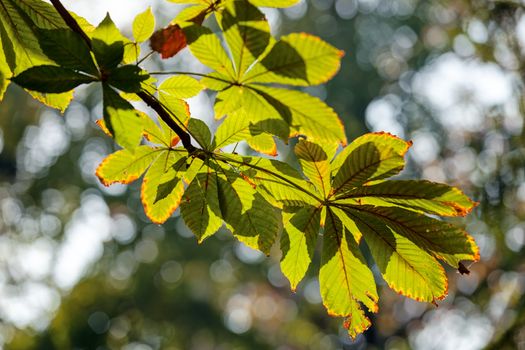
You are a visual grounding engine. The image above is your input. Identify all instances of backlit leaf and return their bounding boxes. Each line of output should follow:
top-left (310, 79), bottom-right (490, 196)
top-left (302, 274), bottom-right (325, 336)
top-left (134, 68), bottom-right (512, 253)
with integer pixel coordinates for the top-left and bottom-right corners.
top-left (295, 140), bottom-right (331, 197)
top-left (331, 132), bottom-right (411, 196)
top-left (141, 150), bottom-right (188, 224)
top-left (243, 33), bottom-right (343, 86)
top-left (90, 14), bottom-right (126, 69)
top-left (345, 207), bottom-right (448, 303)
top-left (158, 75), bottom-right (202, 99)
top-left (108, 65), bottom-right (149, 93)
top-left (188, 118), bottom-right (212, 149)
top-left (96, 145), bottom-right (162, 186)
top-left (132, 7), bottom-right (155, 43)
top-left (181, 168), bottom-right (223, 242)
top-left (319, 209), bottom-right (378, 337)
top-left (336, 180), bottom-right (477, 217)
top-left (102, 84), bottom-right (143, 149)
top-left (218, 0), bottom-right (270, 79)
top-left (280, 206), bottom-right (321, 290)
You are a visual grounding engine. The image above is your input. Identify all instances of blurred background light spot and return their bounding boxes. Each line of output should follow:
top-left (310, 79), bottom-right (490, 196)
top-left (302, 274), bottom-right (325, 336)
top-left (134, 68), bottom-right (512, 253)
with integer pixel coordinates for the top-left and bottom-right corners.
top-left (88, 311), bottom-right (110, 334)
top-left (235, 243), bottom-right (264, 264)
top-left (160, 260), bottom-right (183, 284)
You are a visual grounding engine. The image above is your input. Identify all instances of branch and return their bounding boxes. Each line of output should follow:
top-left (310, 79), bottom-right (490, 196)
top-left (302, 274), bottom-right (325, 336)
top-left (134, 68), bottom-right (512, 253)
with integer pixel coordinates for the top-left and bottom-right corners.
top-left (49, 0), bottom-right (92, 49)
top-left (137, 92), bottom-right (196, 153)
top-left (49, 0), bottom-right (197, 154)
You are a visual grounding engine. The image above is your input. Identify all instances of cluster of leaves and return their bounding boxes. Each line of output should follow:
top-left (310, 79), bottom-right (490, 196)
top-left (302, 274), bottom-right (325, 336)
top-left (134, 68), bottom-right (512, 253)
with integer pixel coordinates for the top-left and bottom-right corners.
top-left (0, 0), bottom-right (479, 338)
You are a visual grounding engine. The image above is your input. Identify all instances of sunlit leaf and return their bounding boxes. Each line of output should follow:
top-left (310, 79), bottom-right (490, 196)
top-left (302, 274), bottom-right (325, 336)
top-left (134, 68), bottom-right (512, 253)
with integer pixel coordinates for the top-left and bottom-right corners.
top-left (141, 150), bottom-right (188, 224)
top-left (248, 0), bottom-right (299, 7)
top-left (158, 75), bottom-right (203, 99)
top-left (90, 14), bottom-right (132, 69)
top-left (280, 206), bottom-right (321, 290)
top-left (345, 207), bottom-right (448, 303)
top-left (319, 210), bottom-right (378, 337)
top-left (96, 145), bottom-right (162, 186)
top-left (217, 164), bottom-right (280, 254)
top-left (243, 33), bottom-right (344, 86)
top-left (188, 118), bottom-right (212, 149)
top-left (246, 133), bottom-right (277, 156)
top-left (102, 84), bottom-right (143, 149)
top-left (181, 167), bottom-right (223, 242)
top-left (295, 140), bottom-right (331, 197)
top-left (132, 7), bottom-right (155, 43)
top-left (336, 180), bottom-right (477, 217)
top-left (347, 205), bottom-right (479, 267)
top-left (27, 90), bottom-right (74, 113)
top-left (250, 85), bottom-right (346, 145)
top-left (183, 24), bottom-right (236, 79)
top-left (218, 0), bottom-right (270, 78)
top-left (331, 132), bottom-right (411, 195)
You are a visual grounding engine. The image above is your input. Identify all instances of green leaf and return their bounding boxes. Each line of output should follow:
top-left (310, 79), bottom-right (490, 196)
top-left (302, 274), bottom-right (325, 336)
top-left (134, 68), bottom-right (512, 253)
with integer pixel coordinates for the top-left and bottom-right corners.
top-left (201, 72), bottom-right (232, 91)
top-left (11, 65), bottom-right (96, 93)
top-left (346, 205), bottom-right (479, 268)
top-left (91, 13), bottom-right (125, 70)
top-left (331, 132), bottom-right (411, 196)
top-left (319, 209), bottom-right (378, 338)
top-left (217, 165), bottom-right (280, 255)
top-left (142, 112), bottom-right (181, 148)
top-left (107, 65), bottom-right (149, 93)
top-left (280, 206), bottom-right (321, 290)
top-left (102, 84), bottom-right (143, 149)
top-left (295, 140), bottom-right (331, 197)
top-left (27, 90), bottom-right (74, 113)
top-left (181, 168), bottom-right (223, 242)
top-left (141, 150), bottom-right (188, 224)
top-left (213, 85), bottom-right (242, 119)
top-left (345, 207), bottom-right (448, 303)
top-left (246, 132), bottom-right (277, 156)
top-left (96, 145), bottom-right (162, 186)
top-left (36, 28), bottom-right (98, 75)
top-left (336, 180), bottom-right (478, 217)
top-left (183, 24), bottom-right (236, 79)
top-left (172, 4), bottom-right (209, 24)
top-left (188, 118), bottom-right (212, 149)
top-left (0, 0), bottom-right (59, 75)
top-left (132, 7), bottom-right (155, 43)
top-left (158, 75), bottom-right (203, 99)
top-left (220, 153), bottom-right (319, 207)
top-left (218, 0), bottom-right (270, 79)
top-left (250, 85), bottom-right (346, 145)
top-left (243, 33), bottom-right (343, 86)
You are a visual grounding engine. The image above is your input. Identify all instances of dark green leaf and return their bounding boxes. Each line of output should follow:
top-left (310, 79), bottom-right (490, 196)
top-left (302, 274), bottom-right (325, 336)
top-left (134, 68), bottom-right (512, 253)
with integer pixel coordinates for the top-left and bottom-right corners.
top-left (11, 65), bottom-right (96, 93)
top-left (107, 65), bottom-right (149, 93)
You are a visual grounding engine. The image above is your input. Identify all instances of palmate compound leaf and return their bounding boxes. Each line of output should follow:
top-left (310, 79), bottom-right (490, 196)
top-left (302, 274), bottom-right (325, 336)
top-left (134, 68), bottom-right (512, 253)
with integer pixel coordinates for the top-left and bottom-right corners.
top-left (319, 209), bottom-right (379, 339)
top-left (182, 1), bottom-right (346, 147)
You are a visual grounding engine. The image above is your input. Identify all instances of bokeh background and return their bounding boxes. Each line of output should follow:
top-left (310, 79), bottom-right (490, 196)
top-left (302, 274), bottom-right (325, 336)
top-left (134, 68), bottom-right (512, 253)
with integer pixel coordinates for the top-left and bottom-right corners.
top-left (0, 0), bottom-right (524, 349)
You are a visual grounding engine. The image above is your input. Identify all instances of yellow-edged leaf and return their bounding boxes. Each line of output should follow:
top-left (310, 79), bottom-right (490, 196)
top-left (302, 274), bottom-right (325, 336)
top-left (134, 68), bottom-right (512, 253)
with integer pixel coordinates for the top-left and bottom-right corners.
top-left (295, 140), bottom-right (331, 197)
top-left (96, 146), bottom-right (162, 186)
